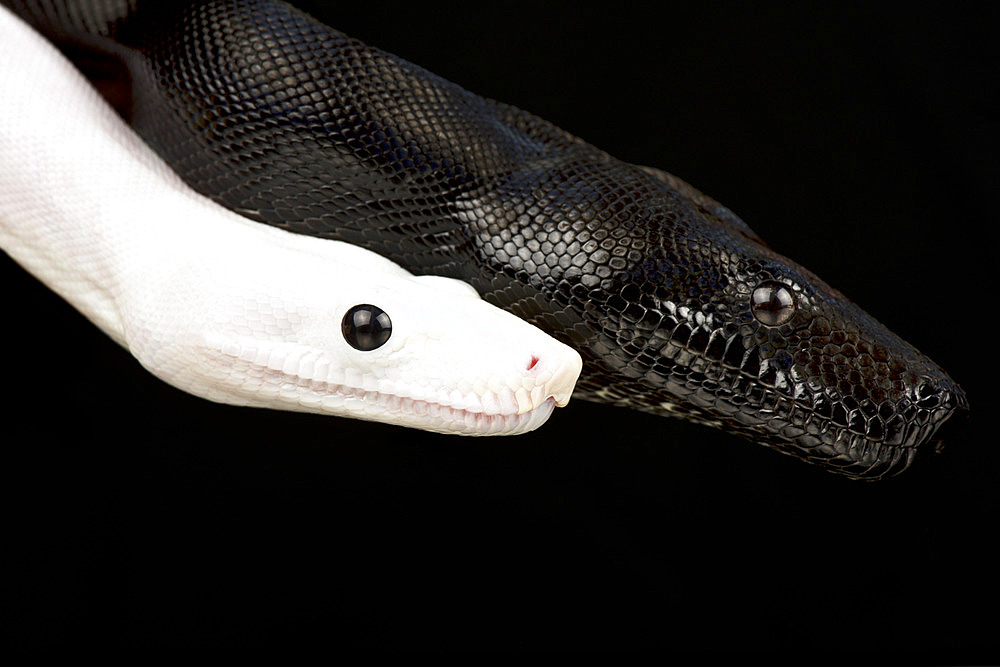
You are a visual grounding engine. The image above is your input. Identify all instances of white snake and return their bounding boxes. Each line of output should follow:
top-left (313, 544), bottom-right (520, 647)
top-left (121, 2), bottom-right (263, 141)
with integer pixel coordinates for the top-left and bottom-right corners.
top-left (0, 7), bottom-right (582, 436)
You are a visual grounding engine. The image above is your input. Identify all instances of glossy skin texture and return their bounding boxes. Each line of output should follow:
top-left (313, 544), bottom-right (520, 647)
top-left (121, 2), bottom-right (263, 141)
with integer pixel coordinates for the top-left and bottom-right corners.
top-left (5, 0), bottom-right (968, 477)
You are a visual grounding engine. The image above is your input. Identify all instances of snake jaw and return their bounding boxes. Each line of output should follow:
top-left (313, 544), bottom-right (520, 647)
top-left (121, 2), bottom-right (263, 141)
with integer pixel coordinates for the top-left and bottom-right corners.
top-left (720, 376), bottom-right (966, 479)
top-left (177, 333), bottom-right (578, 436)
top-left (222, 353), bottom-right (562, 436)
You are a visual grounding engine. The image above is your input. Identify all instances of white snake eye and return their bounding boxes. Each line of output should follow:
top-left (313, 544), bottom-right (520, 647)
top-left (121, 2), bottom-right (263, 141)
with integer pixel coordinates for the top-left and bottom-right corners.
top-left (750, 281), bottom-right (797, 326)
top-left (342, 304), bottom-right (392, 351)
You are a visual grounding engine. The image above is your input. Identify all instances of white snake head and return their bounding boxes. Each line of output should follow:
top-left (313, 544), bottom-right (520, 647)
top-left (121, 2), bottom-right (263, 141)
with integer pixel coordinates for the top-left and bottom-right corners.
top-left (120, 223), bottom-right (582, 436)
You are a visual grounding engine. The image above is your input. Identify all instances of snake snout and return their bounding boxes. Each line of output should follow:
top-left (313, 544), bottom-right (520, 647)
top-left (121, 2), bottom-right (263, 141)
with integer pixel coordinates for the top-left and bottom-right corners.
top-left (915, 375), bottom-right (969, 415)
top-left (820, 366), bottom-right (968, 478)
top-left (901, 374), bottom-right (969, 446)
top-left (523, 346), bottom-right (583, 409)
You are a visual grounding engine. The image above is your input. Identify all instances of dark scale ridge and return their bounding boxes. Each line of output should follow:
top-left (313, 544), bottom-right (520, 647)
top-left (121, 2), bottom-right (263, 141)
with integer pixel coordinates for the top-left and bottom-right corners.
top-left (5, 0), bottom-right (968, 478)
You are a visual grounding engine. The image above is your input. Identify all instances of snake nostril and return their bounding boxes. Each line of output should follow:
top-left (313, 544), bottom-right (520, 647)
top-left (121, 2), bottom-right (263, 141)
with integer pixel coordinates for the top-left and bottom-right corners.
top-left (913, 376), bottom-right (969, 415)
top-left (915, 383), bottom-right (942, 409)
top-left (526, 355), bottom-right (540, 372)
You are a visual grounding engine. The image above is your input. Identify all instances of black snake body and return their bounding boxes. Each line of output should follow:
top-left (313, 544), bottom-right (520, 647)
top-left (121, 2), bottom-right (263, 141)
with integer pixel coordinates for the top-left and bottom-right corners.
top-left (5, 0), bottom-right (968, 478)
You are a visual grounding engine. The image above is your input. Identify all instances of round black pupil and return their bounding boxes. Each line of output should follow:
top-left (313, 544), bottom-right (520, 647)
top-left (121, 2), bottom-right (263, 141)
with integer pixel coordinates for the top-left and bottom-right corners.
top-left (751, 284), bottom-right (795, 326)
top-left (342, 305), bottom-right (392, 351)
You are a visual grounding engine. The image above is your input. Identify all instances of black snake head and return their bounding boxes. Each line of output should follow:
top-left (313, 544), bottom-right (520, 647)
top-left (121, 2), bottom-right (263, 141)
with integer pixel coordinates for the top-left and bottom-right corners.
top-left (5, 0), bottom-right (968, 479)
top-left (495, 160), bottom-right (968, 479)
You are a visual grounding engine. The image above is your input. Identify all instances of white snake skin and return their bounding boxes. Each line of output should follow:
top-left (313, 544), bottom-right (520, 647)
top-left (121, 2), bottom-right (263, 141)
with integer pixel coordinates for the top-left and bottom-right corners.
top-left (0, 7), bottom-right (582, 435)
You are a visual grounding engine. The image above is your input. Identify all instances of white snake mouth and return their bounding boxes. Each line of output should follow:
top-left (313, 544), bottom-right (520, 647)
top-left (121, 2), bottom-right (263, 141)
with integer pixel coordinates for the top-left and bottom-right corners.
top-left (308, 384), bottom-right (559, 436)
top-left (212, 352), bottom-right (558, 436)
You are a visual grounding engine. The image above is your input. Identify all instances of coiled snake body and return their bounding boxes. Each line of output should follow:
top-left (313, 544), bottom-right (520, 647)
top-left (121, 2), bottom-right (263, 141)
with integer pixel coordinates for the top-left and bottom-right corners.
top-left (4, 0), bottom-right (968, 477)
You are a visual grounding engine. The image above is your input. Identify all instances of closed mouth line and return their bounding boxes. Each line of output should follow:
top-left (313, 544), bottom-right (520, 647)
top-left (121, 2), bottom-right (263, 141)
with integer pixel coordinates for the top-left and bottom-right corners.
top-left (221, 351), bottom-right (553, 434)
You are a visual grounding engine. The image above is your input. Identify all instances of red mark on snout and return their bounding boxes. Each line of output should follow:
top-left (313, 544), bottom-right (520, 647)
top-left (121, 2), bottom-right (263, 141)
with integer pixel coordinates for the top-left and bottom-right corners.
top-left (527, 355), bottom-right (540, 371)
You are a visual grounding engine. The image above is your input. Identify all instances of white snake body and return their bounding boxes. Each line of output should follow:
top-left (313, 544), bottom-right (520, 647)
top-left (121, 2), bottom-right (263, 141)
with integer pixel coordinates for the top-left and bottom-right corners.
top-left (0, 7), bottom-right (582, 435)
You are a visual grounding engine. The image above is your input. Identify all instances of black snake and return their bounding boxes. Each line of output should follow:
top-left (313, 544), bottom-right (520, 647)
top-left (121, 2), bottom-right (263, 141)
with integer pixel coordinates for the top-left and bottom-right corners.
top-left (5, 0), bottom-right (968, 478)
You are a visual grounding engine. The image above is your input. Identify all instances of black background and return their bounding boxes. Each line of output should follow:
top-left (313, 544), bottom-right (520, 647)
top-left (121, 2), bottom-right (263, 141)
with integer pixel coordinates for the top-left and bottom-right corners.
top-left (3, 2), bottom-right (996, 655)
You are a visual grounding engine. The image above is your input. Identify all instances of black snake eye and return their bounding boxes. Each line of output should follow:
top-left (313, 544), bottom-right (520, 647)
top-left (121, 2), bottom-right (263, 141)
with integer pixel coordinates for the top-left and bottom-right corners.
top-left (342, 304), bottom-right (392, 351)
top-left (750, 281), bottom-right (797, 326)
